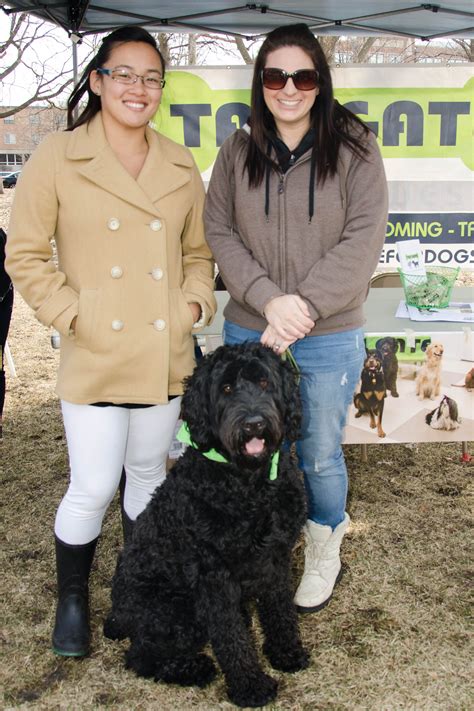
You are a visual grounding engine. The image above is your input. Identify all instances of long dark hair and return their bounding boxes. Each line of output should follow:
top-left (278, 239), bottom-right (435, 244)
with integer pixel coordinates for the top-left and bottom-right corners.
top-left (245, 23), bottom-right (369, 187)
top-left (67, 26), bottom-right (165, 130)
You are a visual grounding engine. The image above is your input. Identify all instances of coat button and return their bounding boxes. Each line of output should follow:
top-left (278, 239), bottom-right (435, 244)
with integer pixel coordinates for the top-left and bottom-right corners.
top-left (111, 319), bottom-right (124, 331)
top-left (153, 319), bottom-right (166, 331)
top-left (110, 266), bottom-right (123, 279)
top-left (150, 219), bottom-right (162, 231)
top-left (151, 267), bottom-right (163, 281)
top-left (107, 217), bottom-right (121, 231)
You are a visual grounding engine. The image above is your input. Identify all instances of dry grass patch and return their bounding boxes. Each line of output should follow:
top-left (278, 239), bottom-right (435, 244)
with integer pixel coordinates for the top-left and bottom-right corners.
top-left (1, 189), bottom-right (473, 709)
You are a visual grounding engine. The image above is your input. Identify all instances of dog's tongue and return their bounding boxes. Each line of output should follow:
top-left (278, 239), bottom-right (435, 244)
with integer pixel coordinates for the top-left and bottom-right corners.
top-left (245, 438), bottom-right (265, 456)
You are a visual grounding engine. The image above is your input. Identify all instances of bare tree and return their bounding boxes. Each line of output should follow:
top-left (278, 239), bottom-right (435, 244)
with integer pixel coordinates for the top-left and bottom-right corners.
top-left (0, 12), bottom-right (94, 119)
top-left (451, 38), bottom-right (473, 62)
top-left (317, 36), bottom-right (340, 63)
top-left (154, 31), bottom-right (259, 66)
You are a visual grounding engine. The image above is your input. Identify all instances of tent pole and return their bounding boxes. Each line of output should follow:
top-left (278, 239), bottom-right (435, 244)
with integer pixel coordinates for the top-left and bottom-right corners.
top-left (72, 38), bottom-right (79, 122)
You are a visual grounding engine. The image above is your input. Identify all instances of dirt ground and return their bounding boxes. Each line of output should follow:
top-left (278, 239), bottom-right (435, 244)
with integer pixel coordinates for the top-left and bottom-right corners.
top-left (1, 188), bottom-right (473, 710)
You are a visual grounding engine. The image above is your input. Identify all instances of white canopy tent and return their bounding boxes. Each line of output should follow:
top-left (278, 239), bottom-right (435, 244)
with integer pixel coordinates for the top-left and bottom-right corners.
top-left (2, 1), bottom-right (473, 41)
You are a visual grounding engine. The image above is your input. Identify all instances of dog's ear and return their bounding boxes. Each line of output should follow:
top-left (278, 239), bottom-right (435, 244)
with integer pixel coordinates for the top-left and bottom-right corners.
top-left (280, 358), bottom-right (302, 442)
top-left (180, 353), bottom-right (215, 450)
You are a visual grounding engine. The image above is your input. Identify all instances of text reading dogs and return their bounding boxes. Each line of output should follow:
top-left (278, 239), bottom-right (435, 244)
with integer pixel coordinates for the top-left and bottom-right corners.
top-left (104, 343), bottom-right (309, 708)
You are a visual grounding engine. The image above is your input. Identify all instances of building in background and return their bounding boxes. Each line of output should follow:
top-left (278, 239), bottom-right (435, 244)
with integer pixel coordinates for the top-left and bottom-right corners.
top-left (0, 106), bottom-right (66, 174)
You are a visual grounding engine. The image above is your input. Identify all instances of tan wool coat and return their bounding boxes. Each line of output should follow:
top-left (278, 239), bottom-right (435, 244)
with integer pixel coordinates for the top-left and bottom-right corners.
top-left (6, 113), bottom-right (216, 404)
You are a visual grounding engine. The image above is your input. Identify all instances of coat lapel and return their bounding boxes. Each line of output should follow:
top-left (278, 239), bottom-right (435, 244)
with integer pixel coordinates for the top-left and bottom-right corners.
top-left (138, 126), bottom-right (192, 204)
top-left (66, 114), bottom-right (192, 216)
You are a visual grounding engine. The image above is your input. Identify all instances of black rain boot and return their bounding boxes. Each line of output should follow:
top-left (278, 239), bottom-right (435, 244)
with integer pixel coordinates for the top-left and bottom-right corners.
top-left (52, 535), bottom-right (98, 657)
top-left (119, 468), bottom-right (135, 545)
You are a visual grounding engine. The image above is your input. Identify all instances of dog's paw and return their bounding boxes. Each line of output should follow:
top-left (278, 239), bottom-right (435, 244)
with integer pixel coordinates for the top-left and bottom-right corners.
top-left (157, 653), bottom-right (217, 688)
top-left (227, 671), bottom-right (278, 708)
top-left (391, 391), bottom-right (399, 397)
top-left (125, 645), bottom-right (157, 678)
top-left (264, 642), bottom-right (310, 673)
top-left (103, 613), bottom-right (127, 641)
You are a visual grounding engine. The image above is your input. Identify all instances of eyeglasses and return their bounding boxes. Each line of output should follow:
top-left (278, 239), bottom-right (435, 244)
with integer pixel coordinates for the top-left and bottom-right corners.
top-left (97, 67), bottom-right (165, 90)
top-left (261, 68), bottom-right (319, 91)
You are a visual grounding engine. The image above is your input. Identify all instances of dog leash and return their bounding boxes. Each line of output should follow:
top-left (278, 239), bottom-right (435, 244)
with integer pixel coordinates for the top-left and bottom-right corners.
top-left (177, 422), bottom-right (280, 481)
top-left (280, 348), bottom-right (301, 385)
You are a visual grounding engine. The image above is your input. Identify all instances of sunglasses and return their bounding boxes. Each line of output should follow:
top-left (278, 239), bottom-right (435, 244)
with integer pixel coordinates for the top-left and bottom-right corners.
top-left (261, 68), bottom-right (319, 91)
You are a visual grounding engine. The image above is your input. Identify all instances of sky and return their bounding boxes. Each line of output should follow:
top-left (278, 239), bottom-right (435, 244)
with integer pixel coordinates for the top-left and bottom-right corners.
top-left (0, 12), bottom-right (247, 107)
top-left (1, 12), bottom-right (104, 106)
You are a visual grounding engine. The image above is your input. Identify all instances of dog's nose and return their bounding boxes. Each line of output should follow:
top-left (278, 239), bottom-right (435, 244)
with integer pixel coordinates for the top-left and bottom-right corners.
top-left (243, 416), bottom-right (265, 435)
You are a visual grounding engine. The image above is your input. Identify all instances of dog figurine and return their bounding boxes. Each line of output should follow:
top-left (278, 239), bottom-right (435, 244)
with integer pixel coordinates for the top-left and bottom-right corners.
top-left (416, 341), bottom-right (444, 400)
top-left (353, 349), bottom-right (386, 438)
top-left (375, 337), bottom-right (399, 397)
top-left (425, 395), bottom-right (461, 430)
top-left (451, 367), bottom-right (474, 392)
top-left (104, 343), bottom-right (309, 708)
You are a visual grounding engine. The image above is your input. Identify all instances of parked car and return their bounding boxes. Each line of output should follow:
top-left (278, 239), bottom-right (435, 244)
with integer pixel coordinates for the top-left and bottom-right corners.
top-left (2, 171), bottom-right (21, 188)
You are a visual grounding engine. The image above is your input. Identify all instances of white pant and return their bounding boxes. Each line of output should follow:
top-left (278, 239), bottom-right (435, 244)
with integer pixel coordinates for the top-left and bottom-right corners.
top-left (55, 398), bottom-right (181, 544)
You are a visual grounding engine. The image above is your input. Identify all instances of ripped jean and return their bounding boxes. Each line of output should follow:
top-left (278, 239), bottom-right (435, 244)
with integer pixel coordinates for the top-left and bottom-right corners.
top-left (224, 321), bottom-right (365, 529)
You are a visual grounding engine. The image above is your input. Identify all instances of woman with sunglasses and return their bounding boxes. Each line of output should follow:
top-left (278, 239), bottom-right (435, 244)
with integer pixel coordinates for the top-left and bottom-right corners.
top-left (6, 26), bottom-right (215, 657)
top-left (205, 24), bottom-right (387, 613)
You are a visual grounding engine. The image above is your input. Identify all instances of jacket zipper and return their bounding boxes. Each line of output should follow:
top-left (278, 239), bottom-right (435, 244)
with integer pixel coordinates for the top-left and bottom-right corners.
top-left (277, 153), bottom-right (312, 292)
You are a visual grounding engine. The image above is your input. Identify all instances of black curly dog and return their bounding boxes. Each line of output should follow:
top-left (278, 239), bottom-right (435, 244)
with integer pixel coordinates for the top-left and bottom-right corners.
top-left (104, 343), bottom-right (309, 708)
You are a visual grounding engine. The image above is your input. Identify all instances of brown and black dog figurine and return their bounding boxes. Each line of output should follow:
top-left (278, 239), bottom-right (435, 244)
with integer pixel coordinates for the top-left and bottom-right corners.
top-left (354, 350), bottom-right (386, 438)
top-left (375, 337), bottom-right (399, 397)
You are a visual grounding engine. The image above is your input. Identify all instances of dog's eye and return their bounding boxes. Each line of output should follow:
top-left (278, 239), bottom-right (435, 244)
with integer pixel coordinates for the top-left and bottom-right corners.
top-left (259, 378), bottom-right (269, 390)
top-left (222, 384), bottom-right (232, 395)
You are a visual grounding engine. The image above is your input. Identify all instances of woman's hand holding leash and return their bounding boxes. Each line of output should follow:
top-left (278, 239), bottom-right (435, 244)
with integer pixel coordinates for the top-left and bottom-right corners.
top-left (260, 324), bottom-right (295, 354)
top-left (263, 294), bottom-right (314, 342)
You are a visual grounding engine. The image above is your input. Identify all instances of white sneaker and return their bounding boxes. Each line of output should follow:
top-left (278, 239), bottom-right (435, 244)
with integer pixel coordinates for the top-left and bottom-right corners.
top-left (294, 513), bottom-right (350, 613)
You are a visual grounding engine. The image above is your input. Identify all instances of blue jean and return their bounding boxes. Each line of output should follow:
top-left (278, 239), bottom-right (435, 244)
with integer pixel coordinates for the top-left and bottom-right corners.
top-left (223, 321), bottom-right (365, 529)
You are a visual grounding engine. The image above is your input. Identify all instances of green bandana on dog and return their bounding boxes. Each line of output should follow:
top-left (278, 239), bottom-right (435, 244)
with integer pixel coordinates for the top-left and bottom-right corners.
top-left (176, 422), bottom-right (280, 481)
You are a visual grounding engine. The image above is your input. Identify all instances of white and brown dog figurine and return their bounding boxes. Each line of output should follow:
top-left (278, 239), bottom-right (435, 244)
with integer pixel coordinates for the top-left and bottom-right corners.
top-left (416, 342), bottom-right (444, 400)
top-left (426, 395), bottom-right (461, 430)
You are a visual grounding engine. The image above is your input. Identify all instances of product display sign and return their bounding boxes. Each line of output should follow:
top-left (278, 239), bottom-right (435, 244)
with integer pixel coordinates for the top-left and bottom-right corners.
top-left (153, 64), bottom-right (473, 269)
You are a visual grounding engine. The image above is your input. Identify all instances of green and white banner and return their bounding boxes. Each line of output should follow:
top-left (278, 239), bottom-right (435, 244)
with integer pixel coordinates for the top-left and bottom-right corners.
top-left (153, 65), bottom-right (473, 269)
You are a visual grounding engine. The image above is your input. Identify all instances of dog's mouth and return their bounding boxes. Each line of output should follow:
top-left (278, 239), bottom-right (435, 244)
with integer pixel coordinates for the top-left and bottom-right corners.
top-left (243, 437), bottom-right (266, 457)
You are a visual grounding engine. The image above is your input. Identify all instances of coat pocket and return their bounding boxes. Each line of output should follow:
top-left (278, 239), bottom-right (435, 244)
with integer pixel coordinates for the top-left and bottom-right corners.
top-left (169, 288), bottom-right (195, 386)
top-left (173, 288), bottom-right (194, 333)
top-left (74, 289), bottom-right (100, 351)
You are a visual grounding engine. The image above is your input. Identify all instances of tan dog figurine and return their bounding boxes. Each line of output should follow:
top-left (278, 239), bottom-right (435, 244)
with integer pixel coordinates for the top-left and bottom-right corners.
top-left (416, 342), bottom-right (444, 400)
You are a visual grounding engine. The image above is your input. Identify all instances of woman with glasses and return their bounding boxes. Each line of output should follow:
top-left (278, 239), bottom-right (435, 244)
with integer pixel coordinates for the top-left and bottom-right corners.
top-left (6, 26), bottom-right (215, 657)
top-left (205, 24), bottom-right (387, 614)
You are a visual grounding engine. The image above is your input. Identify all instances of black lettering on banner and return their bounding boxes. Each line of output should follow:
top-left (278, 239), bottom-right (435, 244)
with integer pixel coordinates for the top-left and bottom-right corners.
top-left (383, 101), bottom-right (424, 146)
top-left (342, 101), bottom-right (379, 136)
top-left (379, 247), bottom-right (474, 266)
top-left (428, 102), bottom-right (470, 145)
top-left (215, 103), bottom-right (250, 146)
top-left (170, 104), bottom-right (212, 147)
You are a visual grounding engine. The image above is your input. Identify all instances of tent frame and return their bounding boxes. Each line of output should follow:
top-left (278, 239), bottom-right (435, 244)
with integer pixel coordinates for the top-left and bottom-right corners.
top-left (2, 2), bottom-right (474, 42)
